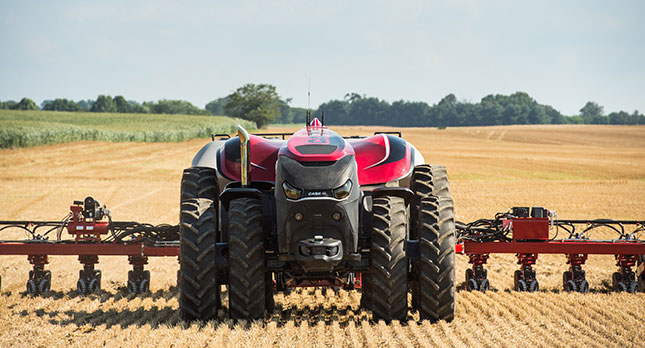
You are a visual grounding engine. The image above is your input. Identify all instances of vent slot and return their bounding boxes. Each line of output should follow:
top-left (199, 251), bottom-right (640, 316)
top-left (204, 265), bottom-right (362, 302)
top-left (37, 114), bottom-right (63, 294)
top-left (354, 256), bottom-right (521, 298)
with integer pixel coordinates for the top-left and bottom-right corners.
top-left (298, 161), bottom-right (337, 167)
top-left (295, 144), bottom-right (337, 154)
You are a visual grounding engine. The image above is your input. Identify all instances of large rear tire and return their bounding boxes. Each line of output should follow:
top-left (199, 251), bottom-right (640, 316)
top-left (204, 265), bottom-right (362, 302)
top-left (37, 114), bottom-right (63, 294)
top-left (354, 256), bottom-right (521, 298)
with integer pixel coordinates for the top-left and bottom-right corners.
top-left (228, 197), bottom-right (267, 320)
top-left (411, 165), bottom-right (456, 322)
top-left (179, 167), bottom-right (220, 322)
top-left (365, 196), bottom-right (408, 322)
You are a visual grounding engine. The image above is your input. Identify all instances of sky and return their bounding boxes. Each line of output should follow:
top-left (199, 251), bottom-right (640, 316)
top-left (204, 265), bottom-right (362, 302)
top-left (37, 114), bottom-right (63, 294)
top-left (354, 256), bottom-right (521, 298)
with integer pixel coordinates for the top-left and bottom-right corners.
top-left (1, 0), bottom-right (644, 115)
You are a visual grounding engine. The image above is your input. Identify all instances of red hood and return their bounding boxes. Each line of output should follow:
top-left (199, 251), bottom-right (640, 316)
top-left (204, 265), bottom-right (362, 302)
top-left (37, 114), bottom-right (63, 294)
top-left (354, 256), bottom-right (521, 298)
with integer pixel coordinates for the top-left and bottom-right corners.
top-left (217, 122), bottom-right (413, 186)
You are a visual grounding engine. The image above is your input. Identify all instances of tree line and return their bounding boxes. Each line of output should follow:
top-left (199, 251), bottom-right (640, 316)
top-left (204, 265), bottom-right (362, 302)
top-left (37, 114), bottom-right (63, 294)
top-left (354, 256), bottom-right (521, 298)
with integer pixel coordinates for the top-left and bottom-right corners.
top-left (316, 92), bottom-right (645, 126)
top-left (1, 85), bottom-right (643, 127)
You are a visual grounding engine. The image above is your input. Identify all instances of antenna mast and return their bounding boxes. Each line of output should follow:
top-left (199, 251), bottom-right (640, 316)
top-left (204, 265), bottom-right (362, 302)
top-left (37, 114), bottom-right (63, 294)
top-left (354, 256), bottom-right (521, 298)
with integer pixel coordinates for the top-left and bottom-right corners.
top-left (306, 78), bottom-right (311, 125)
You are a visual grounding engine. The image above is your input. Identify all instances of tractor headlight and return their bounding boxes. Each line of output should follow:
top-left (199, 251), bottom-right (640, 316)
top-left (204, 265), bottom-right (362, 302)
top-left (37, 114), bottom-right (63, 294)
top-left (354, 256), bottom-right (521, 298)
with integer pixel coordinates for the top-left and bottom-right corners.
top-left (283, 181), bottom-right (302, 200)
top-left (333, 180), bottom-right (352, 200)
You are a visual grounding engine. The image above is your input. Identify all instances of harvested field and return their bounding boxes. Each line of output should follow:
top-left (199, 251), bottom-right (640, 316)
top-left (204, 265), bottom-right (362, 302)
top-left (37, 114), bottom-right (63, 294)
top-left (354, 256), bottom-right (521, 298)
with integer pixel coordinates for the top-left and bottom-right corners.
top-left (0, 124), bottom-right (644, 347)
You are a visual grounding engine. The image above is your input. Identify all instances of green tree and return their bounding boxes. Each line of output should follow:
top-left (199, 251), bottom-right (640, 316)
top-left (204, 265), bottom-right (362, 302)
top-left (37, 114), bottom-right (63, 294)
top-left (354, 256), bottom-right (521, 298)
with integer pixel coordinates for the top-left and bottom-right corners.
top-left (579, 101), bottom-right (603, 124)
top-left (435, 94), bottom-right (459, 127)
top-left (91, 95), bottom-right (116, 112)
top-left (11, 98), bottom-right (38, 110)
top-left (131, 102), bottom-right (150, 113)
top-left (0, 101), bottom-right (15, 109)
top-left (609, 111), bottom-right (630, 125)
top-left (77, 99), bottom-right (94, 110)
top-left (113, 96), bottom-right (132, 113)
top-left (317, 99), bottom-right (349, 125)
top-left (42, 98), bottom-right (82, 111)
top-left (205, 97), bottom-right (229, 115)
top-left (528, 105), bottom-right (549, 124)
top-left (224, 83), bottom-right (281, 128)
top-left (146, 99), bottom-right (206, 115)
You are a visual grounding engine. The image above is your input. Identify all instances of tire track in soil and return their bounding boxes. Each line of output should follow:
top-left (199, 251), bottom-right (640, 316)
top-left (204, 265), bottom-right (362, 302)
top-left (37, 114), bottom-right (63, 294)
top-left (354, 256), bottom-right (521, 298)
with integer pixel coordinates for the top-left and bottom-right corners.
top-left (107, 188), bottom-right (163, 211)
top-left (9, 192), bottom-right (50, 219)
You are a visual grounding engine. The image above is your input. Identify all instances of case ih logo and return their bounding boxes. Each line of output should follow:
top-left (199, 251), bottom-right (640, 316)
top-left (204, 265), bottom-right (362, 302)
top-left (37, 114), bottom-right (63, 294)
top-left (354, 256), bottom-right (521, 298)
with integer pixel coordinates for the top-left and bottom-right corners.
top-left (306, 191), bottom-right (328, 197)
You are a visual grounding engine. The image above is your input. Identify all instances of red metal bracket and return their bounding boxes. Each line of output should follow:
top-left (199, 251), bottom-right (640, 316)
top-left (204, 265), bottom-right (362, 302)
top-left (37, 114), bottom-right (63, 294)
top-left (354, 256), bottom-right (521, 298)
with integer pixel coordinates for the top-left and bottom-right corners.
top-left (28, 254), bottom-right (48, 268)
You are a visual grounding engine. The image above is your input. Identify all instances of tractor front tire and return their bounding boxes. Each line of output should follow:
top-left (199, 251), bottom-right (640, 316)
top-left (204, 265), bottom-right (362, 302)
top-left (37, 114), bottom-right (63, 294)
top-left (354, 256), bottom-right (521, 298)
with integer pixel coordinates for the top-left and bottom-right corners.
top-left (366, 196), bottom-right (408, 322)
top-left (228, 197), bottom-right (267, 320)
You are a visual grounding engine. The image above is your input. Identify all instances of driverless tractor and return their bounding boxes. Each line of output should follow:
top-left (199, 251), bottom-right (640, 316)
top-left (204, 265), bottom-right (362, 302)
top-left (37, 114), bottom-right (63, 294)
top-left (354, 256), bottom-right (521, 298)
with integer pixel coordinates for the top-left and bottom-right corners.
top-left (0, 113), bottom-right (642, 319)
top-left (178, 116), bottom-right (456, 322)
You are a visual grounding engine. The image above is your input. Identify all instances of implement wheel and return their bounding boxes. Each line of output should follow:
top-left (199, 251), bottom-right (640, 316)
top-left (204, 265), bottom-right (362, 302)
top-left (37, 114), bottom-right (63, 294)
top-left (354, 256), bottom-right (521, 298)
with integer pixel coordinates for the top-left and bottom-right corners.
top-left (179, 167), bottom-right (220, 321)
top-left (411, 165), bottom-right (456, 322)
top-left (365, 195), bottom-right (408, 322)
top-left (228, 197), bottom-right (267, 320)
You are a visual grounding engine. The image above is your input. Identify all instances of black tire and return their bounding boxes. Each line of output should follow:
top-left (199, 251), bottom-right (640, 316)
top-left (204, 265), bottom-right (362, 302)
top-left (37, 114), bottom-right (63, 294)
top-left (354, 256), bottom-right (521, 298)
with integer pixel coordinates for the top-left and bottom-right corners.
top-left (516, 279), bottom-right (528, 292)
top-left (77, 278), bottom-right (87, 295)
top-left (465, 268), bottom-right (474, 281)
top-left (27, 279), bottom-right (38, 295)
top-left (479, 278), bottom-right (490, 292)
top-left (410, 165), bottom-right (456, 322)
top-left (179, 198), bottom-right (220, 321)
top-left (417, 196), bottom-right (456, 322)
top-left (181, 167), bottom-right (218, 202)
top-left (228, 197), bottom-right (266, 320)
top-left (38, 277), bottom-right (50, 294)
top-left (139, 271), bottom-right (150, 293)
top-left (579, 279), bottom-right (589, 293)
top-left (466, 278), bottom-right (478, 291)
top-left (528, 279), bottom-right (539, 292)
top-left (628, 282), bottom-right (639, 293)
top-left (514, 270), bottom-right (522, 288)
top-left (127, 279), bottom-right (138, 294)
top-left (563, 271), bottom-right (571, 291)
top-left (612, 272), bottom-right (623, 292)
top-left (360, 273), bottom-right (373, 309)
top-left (366, 196), bottom-right (408, 322)
top-left (179, 167), bottom-right (220, 322)
top-left (89, 275), bottom-right (101, 293)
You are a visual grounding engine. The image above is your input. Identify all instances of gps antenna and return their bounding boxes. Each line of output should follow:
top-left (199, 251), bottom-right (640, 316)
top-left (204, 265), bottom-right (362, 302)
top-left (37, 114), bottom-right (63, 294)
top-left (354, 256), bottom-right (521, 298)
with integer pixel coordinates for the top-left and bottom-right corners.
top-left (307, 78), bottom-right (311, 126)
top-left (321, 110), bottom-right (325, 126)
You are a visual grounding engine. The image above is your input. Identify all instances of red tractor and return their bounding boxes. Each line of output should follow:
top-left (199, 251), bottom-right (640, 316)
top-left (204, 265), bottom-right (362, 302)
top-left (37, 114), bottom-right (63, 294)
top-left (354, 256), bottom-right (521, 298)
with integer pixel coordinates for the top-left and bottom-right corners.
top-left (178, 116), bottom-right (456, 322)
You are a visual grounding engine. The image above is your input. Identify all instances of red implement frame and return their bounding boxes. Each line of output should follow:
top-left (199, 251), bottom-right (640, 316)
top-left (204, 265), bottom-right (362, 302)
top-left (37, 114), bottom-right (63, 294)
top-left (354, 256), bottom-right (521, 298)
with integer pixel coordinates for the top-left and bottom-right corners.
top-left (0, 243), bottom-right (178, 256)
top-left (458, 215), bottom-right (644, 293)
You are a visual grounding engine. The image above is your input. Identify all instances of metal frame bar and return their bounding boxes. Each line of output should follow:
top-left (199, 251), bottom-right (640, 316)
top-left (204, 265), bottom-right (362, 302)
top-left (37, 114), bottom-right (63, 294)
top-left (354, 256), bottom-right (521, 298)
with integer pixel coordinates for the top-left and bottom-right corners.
top-left (462, 240), bottom-right (644, 255)
top-left (0, 242), bottom-right (178, 256)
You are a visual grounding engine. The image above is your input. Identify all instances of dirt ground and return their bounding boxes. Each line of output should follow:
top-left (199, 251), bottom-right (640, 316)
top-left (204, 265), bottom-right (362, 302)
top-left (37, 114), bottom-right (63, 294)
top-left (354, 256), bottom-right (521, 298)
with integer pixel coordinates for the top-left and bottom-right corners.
top-left (0, 124), bottom-right (643, 347)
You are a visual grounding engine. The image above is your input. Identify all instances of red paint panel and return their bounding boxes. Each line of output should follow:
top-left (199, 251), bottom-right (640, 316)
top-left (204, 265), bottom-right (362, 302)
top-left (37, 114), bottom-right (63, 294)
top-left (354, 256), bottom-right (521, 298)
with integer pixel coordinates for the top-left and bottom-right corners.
top-left (220, 135), bottom-right (282, 182)
top-left (351, 134), bottom-right (412, 185)
top-left (512, 218), bottom-right (549, 241)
